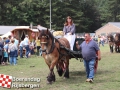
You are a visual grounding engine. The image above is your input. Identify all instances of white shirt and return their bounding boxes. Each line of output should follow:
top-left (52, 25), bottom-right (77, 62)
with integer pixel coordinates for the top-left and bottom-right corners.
top-left (19, 41), bottom-right (25, 47)
top-left (24, 37), bottom-right (29, 45)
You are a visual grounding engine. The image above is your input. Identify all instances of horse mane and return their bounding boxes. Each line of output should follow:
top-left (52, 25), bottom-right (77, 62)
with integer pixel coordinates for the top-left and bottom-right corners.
top-left (39, 29), bottom-right (54, 39)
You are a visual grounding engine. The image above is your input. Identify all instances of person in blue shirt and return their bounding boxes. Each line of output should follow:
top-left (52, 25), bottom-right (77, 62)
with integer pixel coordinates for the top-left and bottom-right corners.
top-left (76, 33), bottom-right (101, 83)
top-left (0, 37), bottom-right (4, 64)
top-left (3, 42), bottom-right (9, 65)
top-left (5, 35), bottom-right (12, 44)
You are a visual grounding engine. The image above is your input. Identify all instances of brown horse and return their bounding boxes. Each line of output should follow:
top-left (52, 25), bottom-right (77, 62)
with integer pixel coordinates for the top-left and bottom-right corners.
top-left (107, 34), bottom-right (115, 53)
top-left (114, 33), bottom-right (120, 52)
top-left (38, 29), bottom-right (70, 84)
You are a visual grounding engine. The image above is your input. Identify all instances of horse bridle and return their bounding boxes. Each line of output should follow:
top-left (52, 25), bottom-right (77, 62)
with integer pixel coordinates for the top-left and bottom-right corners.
top-left (40, 35), bottom-right (49, 43)
top-left (40, 35), bottom-right (49, 52)
top-left (40, 35), bottom-right (55, 54)
top-left (108, 37), bottom-right (112, 42)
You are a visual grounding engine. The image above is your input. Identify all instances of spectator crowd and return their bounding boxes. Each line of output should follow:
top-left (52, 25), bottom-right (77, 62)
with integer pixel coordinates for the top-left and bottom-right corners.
top-left (0, 35), bottom-right (42, 66)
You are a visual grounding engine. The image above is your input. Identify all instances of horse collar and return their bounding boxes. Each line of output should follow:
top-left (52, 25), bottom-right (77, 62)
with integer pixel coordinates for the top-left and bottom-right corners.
top-left (45, 38), bottom-right (56, 55)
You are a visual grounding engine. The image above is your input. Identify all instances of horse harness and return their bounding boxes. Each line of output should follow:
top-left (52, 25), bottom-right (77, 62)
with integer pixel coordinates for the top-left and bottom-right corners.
top-left (40, 34), bottom-right (70, 61)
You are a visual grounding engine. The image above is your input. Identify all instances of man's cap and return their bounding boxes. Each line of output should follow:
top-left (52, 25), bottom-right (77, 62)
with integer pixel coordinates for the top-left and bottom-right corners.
top-left (25, 35), bottom-right (28, 37)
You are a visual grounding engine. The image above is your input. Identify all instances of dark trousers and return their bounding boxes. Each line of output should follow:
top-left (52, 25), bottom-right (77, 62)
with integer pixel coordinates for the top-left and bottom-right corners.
top-left (37, 46), bottom-right (40, 56)
top-left (0, 56), bottom-right (3, 64)
top-left (20, 46), bottom-right (23, 58)
top-left (2, 57), bottom-right (7, 63)
top-left (25, 45), bottom-right (30, 58)
top-left (8, 54), bottom-right (9, 62)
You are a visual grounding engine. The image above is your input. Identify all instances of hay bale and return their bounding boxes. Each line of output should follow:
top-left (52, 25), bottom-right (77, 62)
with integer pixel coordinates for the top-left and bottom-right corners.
top-left (53, 31), bottom-right (64, 36)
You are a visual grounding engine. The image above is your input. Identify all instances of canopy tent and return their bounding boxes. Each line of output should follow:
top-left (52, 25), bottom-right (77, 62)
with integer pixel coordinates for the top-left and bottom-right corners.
top-left (0, 25), bottom-right (53, 40)
top-left (11, 26), bottom-right (33, 41)
top-left (0, 31), bottom-right (13, 38)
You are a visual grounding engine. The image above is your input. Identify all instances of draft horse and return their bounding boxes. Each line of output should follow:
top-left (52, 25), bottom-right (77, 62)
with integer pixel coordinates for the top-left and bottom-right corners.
top-left (114, 33), bottom-right (120, 53)
top-left (107, 34), bottom-right (114, 53)
top-left (38, 29), bottom-right (70, 84)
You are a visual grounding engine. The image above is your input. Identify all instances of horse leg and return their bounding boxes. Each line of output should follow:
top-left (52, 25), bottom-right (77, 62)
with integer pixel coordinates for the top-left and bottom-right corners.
top-left (64, 68), bottom-right (69, 78)
top-left (47, 68), bottom-right (56, 84)
top-left (56, 65), bottom-right (63, 77)
top-left (56, 61), bottom-right (64, 77)
top-left (111, 45), bottom-right (113, 53)
top-left (115, 45), bottom-right (117, 53)
top-left (110, 45), bottom-right (113, 53)
top-left (63, 58), bottom-right (69, 78)
top-left (47, 60), bottom-right (58, 83)
top-left (118, 45), bottom-right (120, 53)
top-left (117, 46), bottom-right (119, 53)
top-left (109, 45), bottom-right (112, 53)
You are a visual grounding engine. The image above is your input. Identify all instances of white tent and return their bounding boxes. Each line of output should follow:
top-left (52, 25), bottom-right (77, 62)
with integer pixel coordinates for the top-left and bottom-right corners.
top-left (37, 25), bottom-right (47, 30)
top-left (0, 25), bottom-right (52, 38)
top-left (0, 31), bottom-right (12, 38)
top-left (37, 25), bottom-right (55, 33)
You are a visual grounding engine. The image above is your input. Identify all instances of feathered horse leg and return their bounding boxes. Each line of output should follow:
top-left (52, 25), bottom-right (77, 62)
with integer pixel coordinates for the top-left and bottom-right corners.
top-left (47, 60), bottom-right (57, 84)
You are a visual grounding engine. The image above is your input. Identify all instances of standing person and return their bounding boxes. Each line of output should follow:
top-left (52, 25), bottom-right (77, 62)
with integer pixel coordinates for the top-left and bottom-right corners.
top-left (100, 36), bottom-right (104, 47)
top-left (2, 37), bottom-right (6, 45)
top-left (76, 33), bottom-right (101, 83)
top-left (14, 35), bottom-right (19, 48)
top-left (19, 40), bottom-right (25, 58)
top-left (14, 35), bottom-right (19, 60)
top-left (8, 39), bottom-right (17, 65)
top-left (2, 41), bottom-right (9, 65)
top-left (63, 16), bottom-right (76, 50)
top-left (35, 37), bottom-right (41, 56)
top-left (0, 37), bottom-right (4, 64)
top-left (29, 40), bottom-right (35, 55)
top-left (5, 35), bottom-right (12, 45)
top-left (97, 35), bottom-right (101, 47)
top-left (24, 35), bottom-right (30, 58)
top-left (5, 35), bottom-right (12, 62)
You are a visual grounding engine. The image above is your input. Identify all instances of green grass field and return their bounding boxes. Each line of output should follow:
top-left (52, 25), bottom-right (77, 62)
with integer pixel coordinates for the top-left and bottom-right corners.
top-left (0, 44), bottom-right (120, 90)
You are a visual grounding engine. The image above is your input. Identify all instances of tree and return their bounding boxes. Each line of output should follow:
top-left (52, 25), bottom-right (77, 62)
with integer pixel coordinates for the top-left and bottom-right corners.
top-left (109, 0), bottom-right (120, 21)
top-left (1, 0), bottom-right (117, 33)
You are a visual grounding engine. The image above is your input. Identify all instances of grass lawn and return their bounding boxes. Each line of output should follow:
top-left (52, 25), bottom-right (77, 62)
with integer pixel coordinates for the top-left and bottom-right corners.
top-left (0, 44), bottom-right (120, 90)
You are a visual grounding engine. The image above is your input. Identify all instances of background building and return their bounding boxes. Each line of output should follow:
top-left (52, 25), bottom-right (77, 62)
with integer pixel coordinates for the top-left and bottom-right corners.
top-left (95, 22), bottom-right (120, 36)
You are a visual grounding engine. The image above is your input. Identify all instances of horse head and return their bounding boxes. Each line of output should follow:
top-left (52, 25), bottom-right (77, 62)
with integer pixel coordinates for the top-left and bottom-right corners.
top-left (107, 34), bottom-right (114, 42)
top-left (114, 33), bottom-right (120, 42)
top-left (38, 29), bottom-right (55, 53)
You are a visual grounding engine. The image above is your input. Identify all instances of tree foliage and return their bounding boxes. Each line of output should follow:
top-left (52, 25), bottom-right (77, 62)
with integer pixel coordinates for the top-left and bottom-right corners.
top-left (0, 0), bottom-right (120, 33)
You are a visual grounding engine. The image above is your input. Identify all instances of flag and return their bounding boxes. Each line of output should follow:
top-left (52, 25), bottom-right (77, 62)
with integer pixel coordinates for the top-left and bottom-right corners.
top-left (0, 74), bottom-right (12, 88)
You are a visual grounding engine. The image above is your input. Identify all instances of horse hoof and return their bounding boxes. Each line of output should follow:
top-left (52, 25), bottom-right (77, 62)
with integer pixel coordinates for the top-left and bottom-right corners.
top-left (63, 77), bottom-right (69, 79)
top-left (47, 81), bottom-right (52, 84)
top-left (63, 77), bottom-right (66, 79)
